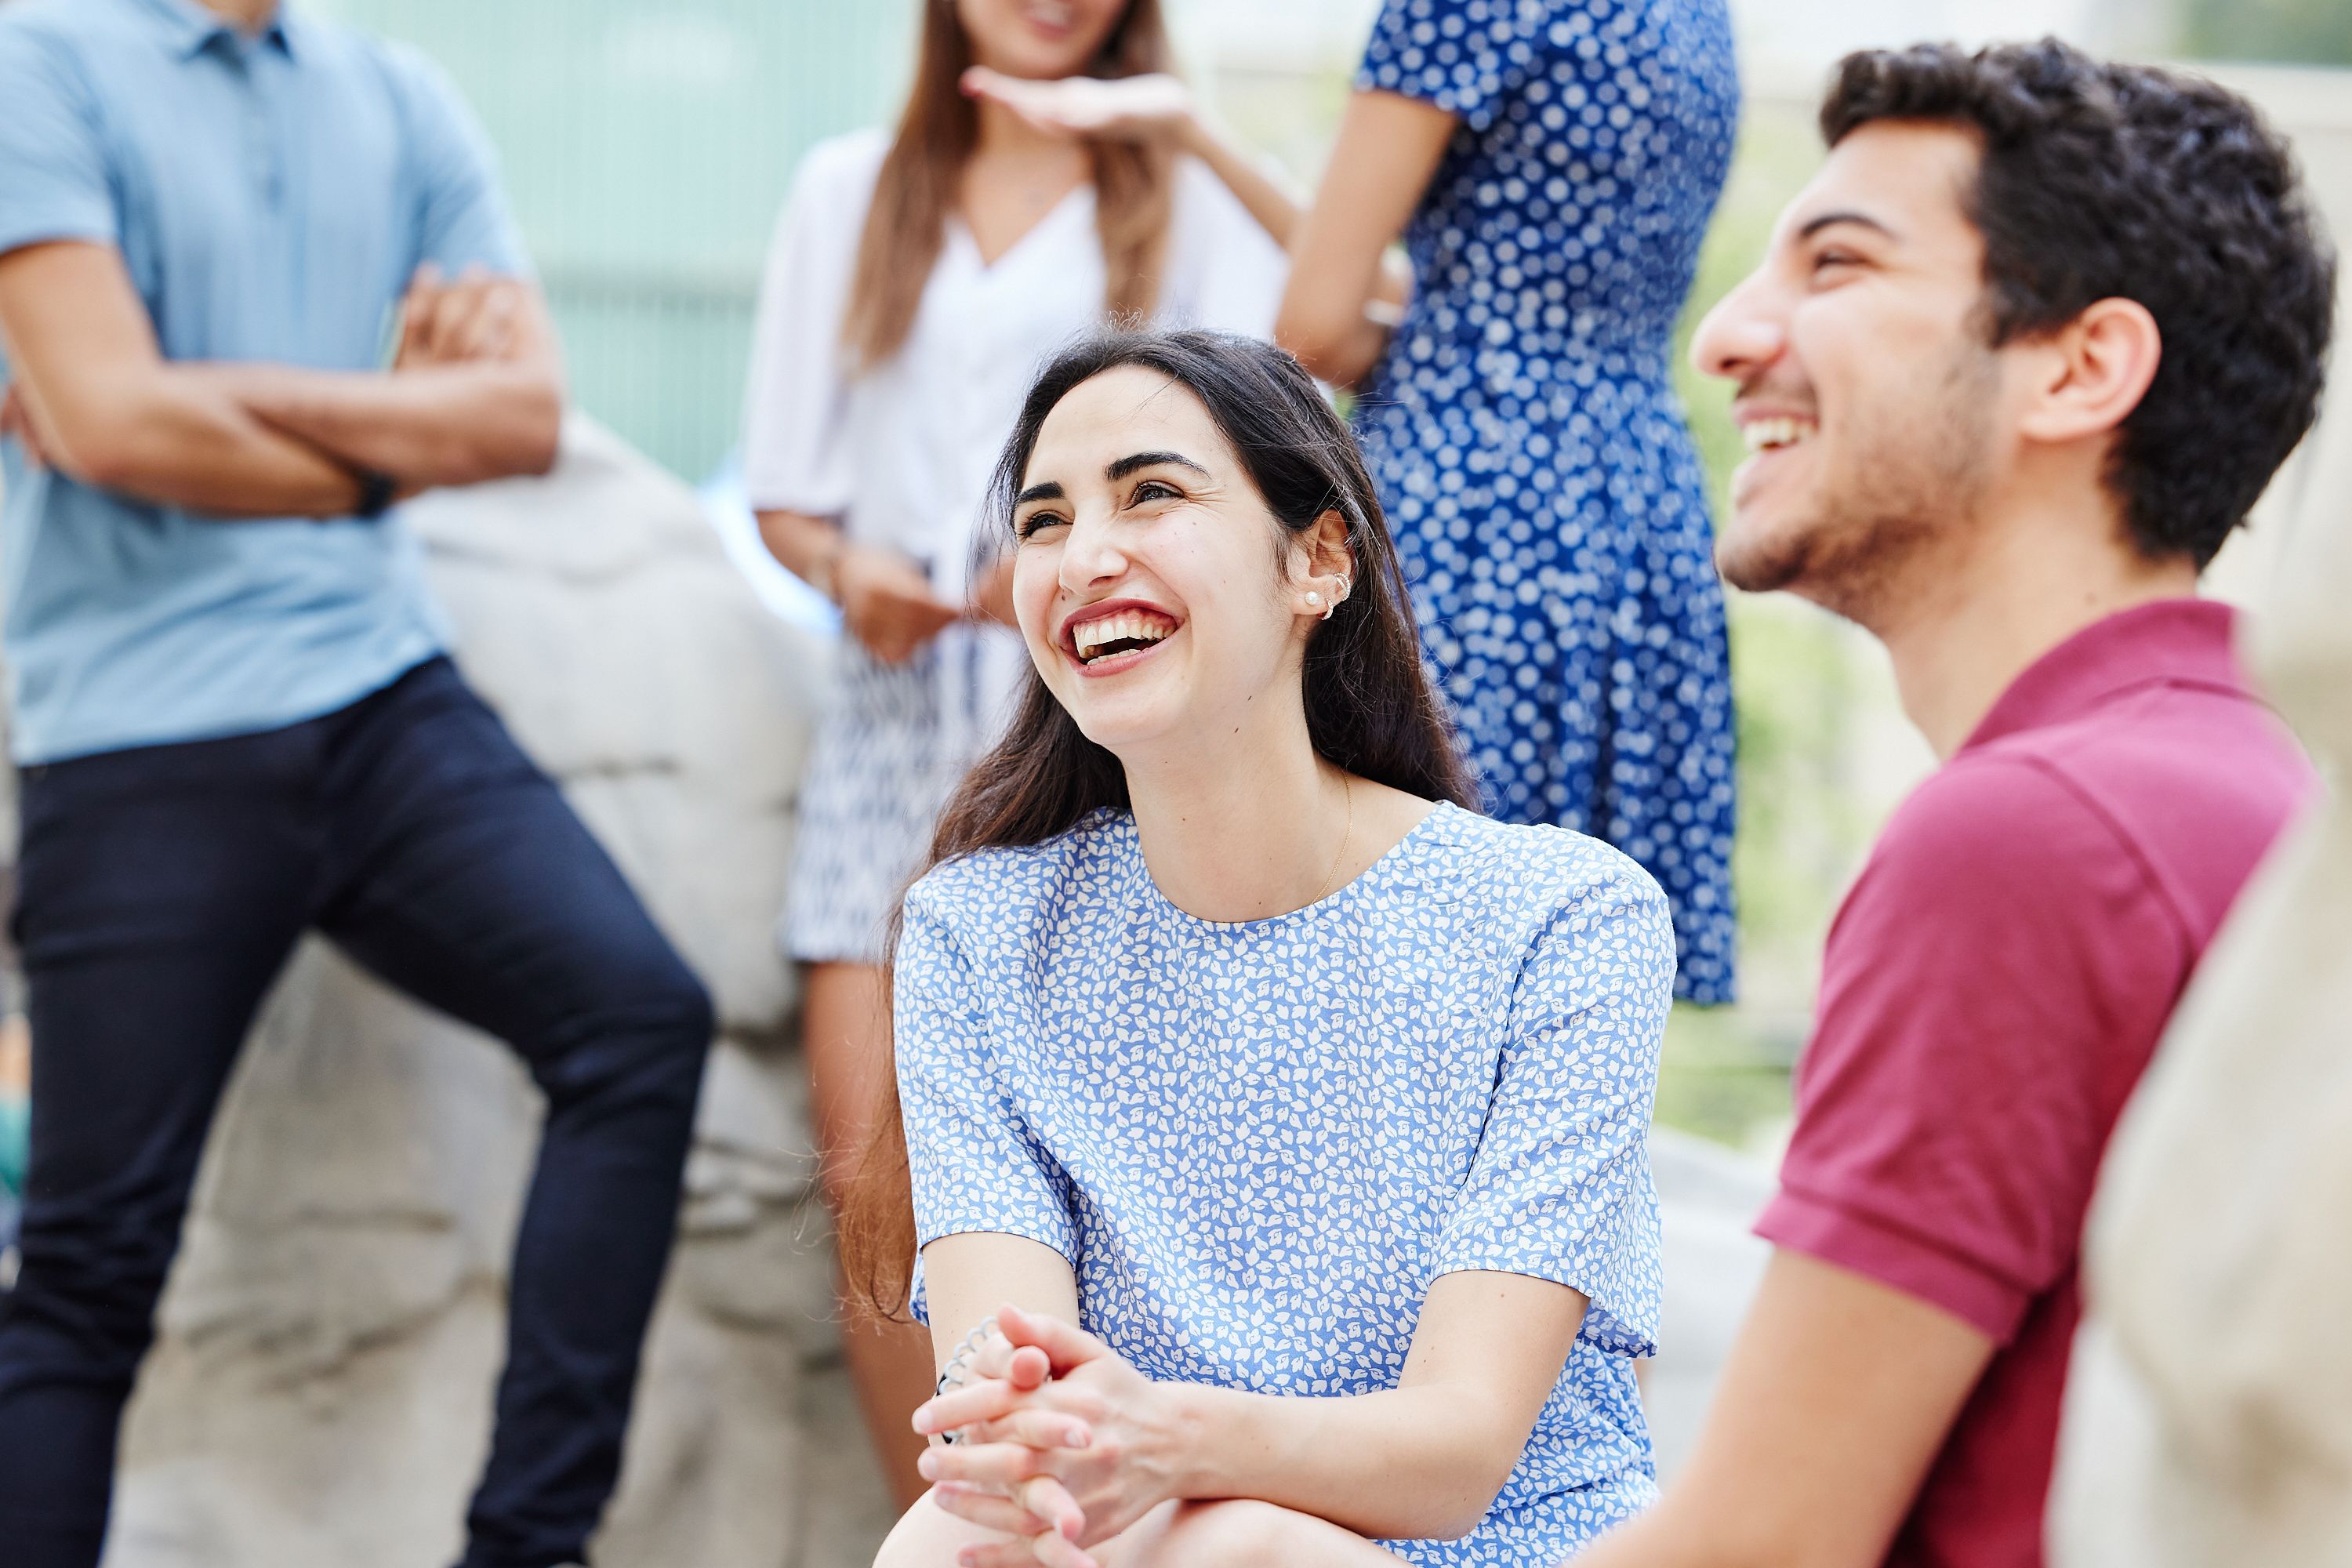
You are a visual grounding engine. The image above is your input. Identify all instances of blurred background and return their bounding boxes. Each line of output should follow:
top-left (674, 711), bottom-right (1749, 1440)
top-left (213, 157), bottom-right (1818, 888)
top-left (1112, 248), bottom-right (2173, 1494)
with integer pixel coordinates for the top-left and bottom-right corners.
top-left (303, 0), bottom-right (2352, 1157)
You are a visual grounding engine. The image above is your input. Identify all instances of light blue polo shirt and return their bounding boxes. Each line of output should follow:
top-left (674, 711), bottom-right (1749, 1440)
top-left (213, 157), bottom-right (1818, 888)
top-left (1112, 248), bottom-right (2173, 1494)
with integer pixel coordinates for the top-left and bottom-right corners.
top-left (0, 0), bottom-right (526, 763)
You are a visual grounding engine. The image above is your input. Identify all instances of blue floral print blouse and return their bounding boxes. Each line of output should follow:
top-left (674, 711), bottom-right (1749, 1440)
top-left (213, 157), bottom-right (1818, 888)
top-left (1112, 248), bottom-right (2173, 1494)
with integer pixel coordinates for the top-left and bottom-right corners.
top-left (896, 801), bottom-right (1675, 1562)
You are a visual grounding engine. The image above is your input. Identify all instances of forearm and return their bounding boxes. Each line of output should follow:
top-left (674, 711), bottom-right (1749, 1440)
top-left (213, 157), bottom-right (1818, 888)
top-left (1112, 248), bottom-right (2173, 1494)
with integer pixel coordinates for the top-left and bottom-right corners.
top-left (1170, 1380), bottom-right (1519, 1541)
top-left (42, 367), bottom-right (362, 519)
top-left (754, 506), bottom-right (845, 589)
top-left (1178, 116), bottom-right (1306, 249)
top-left (1179, 116), bottom-right (1408, 388)
top-left (218, 360), bottom-right (562, 487)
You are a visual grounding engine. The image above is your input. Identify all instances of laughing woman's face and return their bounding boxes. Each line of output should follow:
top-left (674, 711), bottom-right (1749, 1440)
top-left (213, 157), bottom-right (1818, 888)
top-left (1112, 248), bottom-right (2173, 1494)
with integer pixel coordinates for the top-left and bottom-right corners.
top-left (1010, 367), bottom-right (1320, 761)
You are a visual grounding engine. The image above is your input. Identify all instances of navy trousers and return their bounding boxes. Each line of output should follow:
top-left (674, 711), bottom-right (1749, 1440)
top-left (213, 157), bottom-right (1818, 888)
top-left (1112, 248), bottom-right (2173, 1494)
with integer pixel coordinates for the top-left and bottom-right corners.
top-left (0, 658), bottom-right (713, 1568)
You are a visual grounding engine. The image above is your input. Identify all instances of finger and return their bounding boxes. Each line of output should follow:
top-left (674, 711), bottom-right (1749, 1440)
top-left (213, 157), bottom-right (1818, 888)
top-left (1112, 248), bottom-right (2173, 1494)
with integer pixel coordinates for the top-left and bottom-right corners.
top-left (996, 1303), bottom-right (1109, 1373)
top-left (967, 1409), bottom-right (1091, 1452)
top-left (452, 284), bottom-right (517, 361)
top-left (914, 1377), bottom-right (1034, 1436)
top-left (960, 1531), bottom-right (1098, 1568)
top-left (1006, 1345), bottom-right (1052, 1392)
top-left (1017, 1475), bottom-right (1087, 1541)
top-left (916, 1439), bottom-right (1053, 1490)
top-left (928, 1482), bottom-right (1047, 1538)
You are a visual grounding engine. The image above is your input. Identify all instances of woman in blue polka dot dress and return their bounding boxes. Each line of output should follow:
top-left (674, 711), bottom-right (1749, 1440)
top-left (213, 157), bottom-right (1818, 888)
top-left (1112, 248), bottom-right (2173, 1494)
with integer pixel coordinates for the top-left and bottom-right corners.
top-left (854, 332), bottom-right (1673, 1566)
top-left (1281, 0), bottom-right (1741, 1004)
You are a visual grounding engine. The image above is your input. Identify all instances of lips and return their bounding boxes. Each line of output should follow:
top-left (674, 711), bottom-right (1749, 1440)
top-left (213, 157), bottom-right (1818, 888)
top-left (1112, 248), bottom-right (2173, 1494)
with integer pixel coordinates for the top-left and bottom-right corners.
top-left (1058, 598), bottom-right (1182, 673)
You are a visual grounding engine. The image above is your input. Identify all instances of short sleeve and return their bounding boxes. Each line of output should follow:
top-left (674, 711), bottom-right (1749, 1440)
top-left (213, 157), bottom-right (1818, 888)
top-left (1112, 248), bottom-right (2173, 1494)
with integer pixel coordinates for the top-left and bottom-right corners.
top-left (1155, 158), bottom-right (1289, 340)
top-left (738, 139), bottom-right (873, 515)
top-left (895, 884), bottom-right (1080, 1271)
top-left (1757, 758), bottom-right (2188, 1344)
top-left (386, 45), bottom-right (528, 277)
top-left (1435, 859), bottom-right (1675, 1355)
top-left (0, 27), bottom-right (117, 260)
top-left (1356, 0), bottom-right (1547, 132)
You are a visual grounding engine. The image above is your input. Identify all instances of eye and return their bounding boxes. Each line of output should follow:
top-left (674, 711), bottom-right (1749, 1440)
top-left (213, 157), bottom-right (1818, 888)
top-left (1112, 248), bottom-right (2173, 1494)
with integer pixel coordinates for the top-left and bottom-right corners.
top-left (1131, 477), bottom-right (1181, 505)
top-left (1810, 248), bottom-right (1861, 276)
top-left (1016, 508), bottom-right (1069, 539)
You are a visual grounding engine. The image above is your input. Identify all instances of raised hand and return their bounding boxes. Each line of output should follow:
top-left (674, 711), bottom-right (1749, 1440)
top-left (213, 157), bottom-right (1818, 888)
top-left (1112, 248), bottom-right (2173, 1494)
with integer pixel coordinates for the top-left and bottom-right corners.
top-left (960, 66), bottom-right (1194, 145)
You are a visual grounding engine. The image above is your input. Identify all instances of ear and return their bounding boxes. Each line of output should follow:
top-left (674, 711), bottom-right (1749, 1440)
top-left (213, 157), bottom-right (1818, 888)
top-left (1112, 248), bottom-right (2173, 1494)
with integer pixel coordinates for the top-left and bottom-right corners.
top-left (2015, 296), bottom-right (2161, 448)
top-left (1288, 509), bottom-right (1357, 618)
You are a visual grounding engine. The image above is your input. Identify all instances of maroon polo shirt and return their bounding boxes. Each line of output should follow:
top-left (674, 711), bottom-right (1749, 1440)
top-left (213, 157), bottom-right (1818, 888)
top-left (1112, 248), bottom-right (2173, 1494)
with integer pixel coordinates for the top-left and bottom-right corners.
top-left (1755, 597), bottom-right (2313, 1568)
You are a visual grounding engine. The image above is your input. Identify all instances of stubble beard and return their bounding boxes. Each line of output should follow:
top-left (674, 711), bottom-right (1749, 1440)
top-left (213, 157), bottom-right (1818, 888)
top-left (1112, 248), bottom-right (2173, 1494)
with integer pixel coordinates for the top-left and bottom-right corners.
top-left (1717, 347), bottom-right (2001, 630)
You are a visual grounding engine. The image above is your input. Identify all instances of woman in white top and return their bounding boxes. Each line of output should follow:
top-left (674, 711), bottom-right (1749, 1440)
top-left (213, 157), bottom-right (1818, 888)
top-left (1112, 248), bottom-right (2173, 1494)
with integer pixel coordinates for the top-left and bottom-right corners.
top-left (739, 0), bottom-right (1287, 1503)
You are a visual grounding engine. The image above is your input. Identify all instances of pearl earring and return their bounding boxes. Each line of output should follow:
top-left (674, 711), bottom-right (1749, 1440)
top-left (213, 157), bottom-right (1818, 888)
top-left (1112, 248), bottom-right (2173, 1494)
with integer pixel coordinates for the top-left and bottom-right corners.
top-left (1305, 591), bottom-right (1325, 612)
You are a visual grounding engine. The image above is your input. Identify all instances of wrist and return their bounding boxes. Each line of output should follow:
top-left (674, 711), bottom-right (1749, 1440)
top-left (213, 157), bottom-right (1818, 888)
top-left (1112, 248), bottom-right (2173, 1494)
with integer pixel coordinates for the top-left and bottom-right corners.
top-left (1157, 1381), bottom-right (1226, 1503)
top-left (805, 532), bottom-right (848, 602)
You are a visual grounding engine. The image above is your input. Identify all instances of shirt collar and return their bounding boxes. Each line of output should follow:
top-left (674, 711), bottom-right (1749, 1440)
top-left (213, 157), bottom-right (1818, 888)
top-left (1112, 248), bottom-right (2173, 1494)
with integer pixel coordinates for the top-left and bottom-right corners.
top-left (1960, 597), bottom-right (2250, 754)
top-left (138, 0), bottom-right (297, 60)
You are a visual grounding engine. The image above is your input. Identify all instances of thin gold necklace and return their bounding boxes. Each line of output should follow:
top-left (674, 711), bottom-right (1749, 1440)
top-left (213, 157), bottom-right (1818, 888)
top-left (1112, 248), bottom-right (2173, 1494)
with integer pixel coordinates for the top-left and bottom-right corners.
top-left (1315, 775), bottom-right (1356, 904)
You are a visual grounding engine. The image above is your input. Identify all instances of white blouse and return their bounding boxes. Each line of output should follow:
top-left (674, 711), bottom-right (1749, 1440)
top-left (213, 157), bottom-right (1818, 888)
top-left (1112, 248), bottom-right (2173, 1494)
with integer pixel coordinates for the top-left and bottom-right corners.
top-left (740, 128), bottom-right (1291, 610)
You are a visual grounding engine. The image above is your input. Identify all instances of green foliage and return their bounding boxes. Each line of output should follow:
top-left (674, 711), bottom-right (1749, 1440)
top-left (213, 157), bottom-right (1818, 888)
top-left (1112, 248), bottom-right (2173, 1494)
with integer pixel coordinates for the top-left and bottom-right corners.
top-left (2178, 0), bottom-right (2352, 67)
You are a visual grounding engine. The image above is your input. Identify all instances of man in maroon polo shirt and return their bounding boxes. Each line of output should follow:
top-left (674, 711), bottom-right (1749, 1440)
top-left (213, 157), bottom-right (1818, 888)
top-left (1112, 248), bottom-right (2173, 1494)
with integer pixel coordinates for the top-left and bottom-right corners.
top-left (1577, 39), bottom-right (2332, 1568)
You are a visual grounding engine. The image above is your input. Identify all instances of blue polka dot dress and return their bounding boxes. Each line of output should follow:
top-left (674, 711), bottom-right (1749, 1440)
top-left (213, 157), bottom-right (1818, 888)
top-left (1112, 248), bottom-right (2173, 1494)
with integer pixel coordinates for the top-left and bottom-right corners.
top-left (895, 803), bottom-right (1675, 1563)
top-left (1354, 0), bottom-right (1740, 1003)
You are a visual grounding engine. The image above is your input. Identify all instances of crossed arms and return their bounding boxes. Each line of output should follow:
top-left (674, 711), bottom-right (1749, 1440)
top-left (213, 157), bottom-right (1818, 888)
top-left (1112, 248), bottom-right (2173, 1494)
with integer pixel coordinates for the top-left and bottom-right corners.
top-left (0, 239), bottom-right (562, 518)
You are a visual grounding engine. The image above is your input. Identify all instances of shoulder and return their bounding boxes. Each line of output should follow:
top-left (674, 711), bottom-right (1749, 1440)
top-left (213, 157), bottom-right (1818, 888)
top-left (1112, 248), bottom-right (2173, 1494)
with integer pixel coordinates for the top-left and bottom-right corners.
top-left (903, 811), bottom-right (1127, 948)
top-left (0, 1), bottom-right (100, 80)
top-left (1419, 807), bottom-right (1675, 972)
top-left (1864, 750), bottom-right (2133, 902)
top-left (789, 127), bottom-right (891, 209)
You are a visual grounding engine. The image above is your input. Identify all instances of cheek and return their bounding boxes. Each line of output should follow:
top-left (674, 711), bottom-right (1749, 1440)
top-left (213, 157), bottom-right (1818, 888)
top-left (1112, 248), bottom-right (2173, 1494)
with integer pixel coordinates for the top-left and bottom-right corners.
top-left (1010, 547), bottom-right (1062, 645)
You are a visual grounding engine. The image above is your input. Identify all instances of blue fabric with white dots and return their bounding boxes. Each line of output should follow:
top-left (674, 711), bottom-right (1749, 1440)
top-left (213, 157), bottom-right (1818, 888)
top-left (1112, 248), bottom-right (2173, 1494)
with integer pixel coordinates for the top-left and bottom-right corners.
top-left (1353, 0), bottom-right (1740, 1004)
top-left (897, 801), bottom-right (1675, 1562)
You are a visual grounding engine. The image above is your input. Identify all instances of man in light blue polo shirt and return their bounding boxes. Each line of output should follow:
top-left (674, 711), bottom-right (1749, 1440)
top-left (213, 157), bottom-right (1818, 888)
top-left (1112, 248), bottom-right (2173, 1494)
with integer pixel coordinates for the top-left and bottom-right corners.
top-left (0, 4), bottom-right (714, 1566)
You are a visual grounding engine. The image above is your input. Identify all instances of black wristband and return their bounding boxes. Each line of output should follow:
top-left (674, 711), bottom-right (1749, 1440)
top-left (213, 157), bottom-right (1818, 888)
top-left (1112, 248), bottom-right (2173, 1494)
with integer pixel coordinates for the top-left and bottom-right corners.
top-left (353, 468), bottom-right (397, 521)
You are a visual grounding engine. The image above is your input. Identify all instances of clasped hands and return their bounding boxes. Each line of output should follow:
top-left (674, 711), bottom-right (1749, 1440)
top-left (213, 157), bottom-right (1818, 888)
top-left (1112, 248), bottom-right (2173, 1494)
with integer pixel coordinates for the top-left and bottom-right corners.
top-left (913, 1303), bottom-right (1187, 1568)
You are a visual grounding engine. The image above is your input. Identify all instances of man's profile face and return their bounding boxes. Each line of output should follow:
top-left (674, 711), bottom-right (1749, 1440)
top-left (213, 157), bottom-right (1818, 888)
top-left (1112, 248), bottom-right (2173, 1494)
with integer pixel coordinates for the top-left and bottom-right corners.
top-left (1690, 121), bottom-right (2013, 621)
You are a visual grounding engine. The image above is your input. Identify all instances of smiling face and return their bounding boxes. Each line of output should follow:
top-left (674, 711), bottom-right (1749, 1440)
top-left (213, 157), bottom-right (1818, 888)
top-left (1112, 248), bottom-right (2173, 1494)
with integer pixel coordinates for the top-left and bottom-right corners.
top-left (955, 0), bottom-right (1130, 78)
top-left (1011, 365), bottom-right (1330, 760)
top-left (1690, 121), bottom-right (2020, 621)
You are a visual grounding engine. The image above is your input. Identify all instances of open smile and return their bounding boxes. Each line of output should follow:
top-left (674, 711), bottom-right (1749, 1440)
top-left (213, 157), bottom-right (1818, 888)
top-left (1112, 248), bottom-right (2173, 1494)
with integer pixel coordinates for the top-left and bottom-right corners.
top-left (1059, 600), bottom-right (1182, 677)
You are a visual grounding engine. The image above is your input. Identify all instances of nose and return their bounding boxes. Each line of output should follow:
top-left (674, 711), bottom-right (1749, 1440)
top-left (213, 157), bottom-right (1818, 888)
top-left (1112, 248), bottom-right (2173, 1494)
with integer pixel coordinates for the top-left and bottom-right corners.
top-left (1690, 270), bottom-right (1787, 387)
top-left (1057, 508), bottom-right (1129, 597)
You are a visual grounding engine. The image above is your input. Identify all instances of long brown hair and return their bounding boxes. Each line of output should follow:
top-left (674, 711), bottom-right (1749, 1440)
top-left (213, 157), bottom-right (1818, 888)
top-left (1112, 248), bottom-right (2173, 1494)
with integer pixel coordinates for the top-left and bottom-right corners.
top-left (841, 0), bottom-right (1176, 369)
top-left (838, 331), bottom-right (1475, 1318)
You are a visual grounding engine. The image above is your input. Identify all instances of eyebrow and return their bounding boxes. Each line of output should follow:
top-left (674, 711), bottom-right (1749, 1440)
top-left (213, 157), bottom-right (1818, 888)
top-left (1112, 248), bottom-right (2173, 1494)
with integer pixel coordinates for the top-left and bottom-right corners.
top-left (1105, 450), bottom-right (1210, 482)
top-left (1795, 209), bottom-right (1901, 243)
top-left (1013, 480), bottom-right (1065, 507)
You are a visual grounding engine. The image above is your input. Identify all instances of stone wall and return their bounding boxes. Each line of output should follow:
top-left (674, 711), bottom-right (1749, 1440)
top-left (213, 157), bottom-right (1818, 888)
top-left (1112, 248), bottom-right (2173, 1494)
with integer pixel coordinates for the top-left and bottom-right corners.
top-left (96, 418), bottom-right (895, 1568)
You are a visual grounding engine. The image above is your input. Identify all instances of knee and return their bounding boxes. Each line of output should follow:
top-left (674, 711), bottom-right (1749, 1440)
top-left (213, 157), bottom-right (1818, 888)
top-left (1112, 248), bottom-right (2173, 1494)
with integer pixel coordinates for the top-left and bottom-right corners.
top-left (1152, 1500), bottom-right (1315, 1568)
top-left (536, 952), bottom-right (713, 1112)
top-left (1, 1203), bottom-right (178, 1375)
top-left (870, 1490), bottom-right (979, 1568)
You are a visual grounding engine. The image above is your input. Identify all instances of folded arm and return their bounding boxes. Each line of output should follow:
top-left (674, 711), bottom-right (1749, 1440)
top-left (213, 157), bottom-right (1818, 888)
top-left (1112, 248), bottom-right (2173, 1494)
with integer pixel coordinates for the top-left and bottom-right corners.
top-left (210, 265), bottom-right (564, 486)
top-left (0, 240), bottom-right (364, 517)
top-left (1572, 1249), bottom-right (1995, 1568)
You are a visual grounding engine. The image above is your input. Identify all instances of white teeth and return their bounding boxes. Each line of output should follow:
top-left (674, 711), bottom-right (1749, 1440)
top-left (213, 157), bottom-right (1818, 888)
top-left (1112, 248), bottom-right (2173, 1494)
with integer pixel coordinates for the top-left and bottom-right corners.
top-left (1743, 416), bottom-right (1817, 453)
top-left (1073, 611), bottom-right (1174, 661)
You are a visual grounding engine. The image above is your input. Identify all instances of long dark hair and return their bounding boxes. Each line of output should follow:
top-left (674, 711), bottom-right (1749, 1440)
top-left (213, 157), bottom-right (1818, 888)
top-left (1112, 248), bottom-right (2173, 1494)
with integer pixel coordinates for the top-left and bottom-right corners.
top-left (839, 330), bottom-right (1473, 1317)
top-left (842, 0), bottom-right (1174, 369)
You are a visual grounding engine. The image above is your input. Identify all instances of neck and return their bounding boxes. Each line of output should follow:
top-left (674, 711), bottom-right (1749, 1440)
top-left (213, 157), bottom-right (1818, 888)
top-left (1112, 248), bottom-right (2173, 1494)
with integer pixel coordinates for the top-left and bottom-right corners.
top-left (1119, 682), bottom-right (1351, 922)
top-left (1868, 488), bottom-right (2198, 759)
top-left (201, 0), bottom-right (278, 33)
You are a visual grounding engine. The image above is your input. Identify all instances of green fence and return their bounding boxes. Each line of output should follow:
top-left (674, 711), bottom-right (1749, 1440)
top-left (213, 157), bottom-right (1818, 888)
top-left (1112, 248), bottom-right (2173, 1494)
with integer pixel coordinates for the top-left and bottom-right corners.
top-left (314, 1), bottom-right (915, 479)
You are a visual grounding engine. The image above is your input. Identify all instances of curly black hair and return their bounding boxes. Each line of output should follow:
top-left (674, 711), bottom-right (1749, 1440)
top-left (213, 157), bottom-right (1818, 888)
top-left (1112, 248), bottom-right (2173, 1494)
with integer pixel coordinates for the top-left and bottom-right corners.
top-left (1822, 38), bottom-right (2336, 568)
